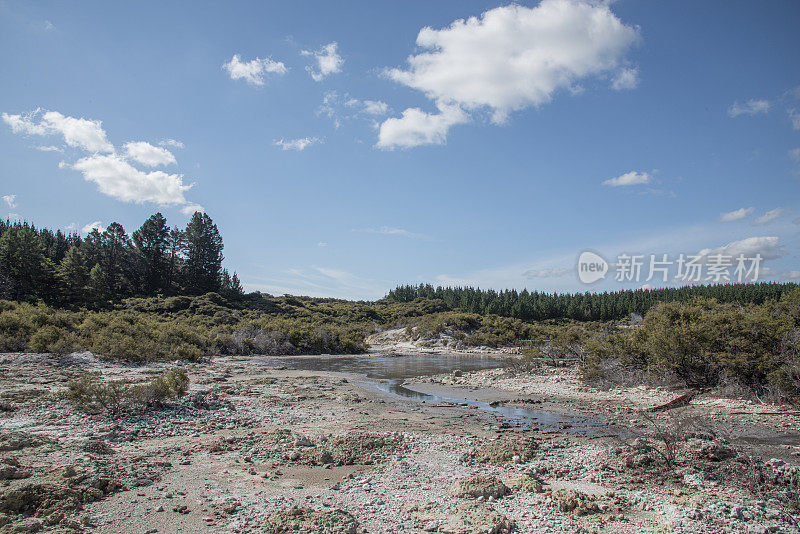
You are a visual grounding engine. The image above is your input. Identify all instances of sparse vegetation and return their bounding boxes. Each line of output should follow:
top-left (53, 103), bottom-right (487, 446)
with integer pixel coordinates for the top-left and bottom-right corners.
top-left (66, 369), bottom-right (189, 416)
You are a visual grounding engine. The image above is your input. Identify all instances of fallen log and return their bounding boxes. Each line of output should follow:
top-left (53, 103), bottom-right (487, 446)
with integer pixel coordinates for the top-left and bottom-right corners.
top-left (647, 391), bottom-right (699, 412)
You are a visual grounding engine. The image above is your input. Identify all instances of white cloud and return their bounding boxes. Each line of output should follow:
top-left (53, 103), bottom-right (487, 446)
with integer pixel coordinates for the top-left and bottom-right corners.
top-left (376, 103), bottom-right (469, 149)
top-left (34, 145), bottom-right (63, 152)
top-left (159, 139), bottom-right (184, 149)
top-left (301, 42), bottom-right (344, 82)
top-left (727, 99), bottom-right (770, 117)
top-left (223, 54), bottom-right (287, 86)
top-left (123, 141), bottom-right (176, 167)
top-left (719, 207), bottom-right (753, 222)
top-left (789, 148), bottom-right (800, 162)
top-left (2, 109), bottom-right (113, 152)
top-left (383, 0), bottom-right (639, 138)
top-left (274, 137), bottom-right (320, 151)
top-left (4, 108), bottom-right (201, 212)
top-left (354, 226), bottom-right (430, 239)
top-left (2, 195), bottom-right (17, 209)
top-left (180, 202), bottom-right (205, 215)
top-left (362, 100), bottom-right (389, 116)
top-left (81, 221), bottom-right (105, 235)
top-left (44, 21), bottom-right (54, 31)
top-left (71, 154), bottom-right (191, 205)
top-left (317, 241), bottom-right (328, 247)
top-left (612, 67), bottom-right (639, 90)
top-left (753, 208), bottom-right (784, 226)
top-left (602, 171), bottom-right (651, 187)
top-left (523, 267), bottom-right (570, 278)
top-left (699, 236), bottom-right (785, 261)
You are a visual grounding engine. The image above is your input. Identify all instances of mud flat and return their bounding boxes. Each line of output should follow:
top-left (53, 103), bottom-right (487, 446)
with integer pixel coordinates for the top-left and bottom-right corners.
top-left (0, 351), bottom-right (798, 533)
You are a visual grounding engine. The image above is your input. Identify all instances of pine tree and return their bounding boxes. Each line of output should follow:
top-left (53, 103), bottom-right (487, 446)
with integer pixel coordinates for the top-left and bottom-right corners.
top-left (133, 213), bottom-right (170, 295)
top-left (166, 227), bottom-right (186, 293)
top-left (0, 226), bottom-right (52, 300)
top-left (100, 223), bottom-right (133, 298)
top-left (184, 212), bottom-right (223, 294)
top-left (58, 245), bottom-right (89, 304)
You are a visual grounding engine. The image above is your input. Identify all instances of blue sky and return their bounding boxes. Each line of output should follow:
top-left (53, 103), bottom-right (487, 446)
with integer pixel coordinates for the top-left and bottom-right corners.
top-left (1, 0), bottom-right (799, 299)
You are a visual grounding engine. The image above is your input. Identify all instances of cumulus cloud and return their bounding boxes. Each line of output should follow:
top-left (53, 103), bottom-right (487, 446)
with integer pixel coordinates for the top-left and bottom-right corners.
top-left (2, 195), bottom-right (17, 209)
top-left (4, 108), bottom-right (201, 212)
top-left (602, 171), bottom-right (651, 187)
top-left (71, 154), bottom-right (191, 205)
top-left (376, 103), bottom-right (469, 149)
top-left (728, 99), bottom-right (771, 117)
top-left (380, 0), bottom-right (639, 145)
top-left (719, 207), bottom-right (753, 222)
top-left (301, 42), bottom-right (343, 82)
top-left (223, 54), bottom-right (287, 86)
top-left (81, 221), bottom-right (105, 234)
top-left (523, 267), bottom-right (570, 278)
top-left (2, 109), bottom-right (113, 152)
top-left (159, 139), bottom-right (184, 149)
top-left (274, 137), bottom-right (320, 151)
top-left (123, 141), bottom-right (176, 167)
top-left (699, 236), bottom-right (785, 261)
top-left (753, 208), bottom-right (784, 225)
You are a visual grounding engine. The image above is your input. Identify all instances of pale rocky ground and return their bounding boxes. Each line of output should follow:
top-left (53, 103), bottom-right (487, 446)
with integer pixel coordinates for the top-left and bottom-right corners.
top-left (0, 347), bottom-right (798, 534)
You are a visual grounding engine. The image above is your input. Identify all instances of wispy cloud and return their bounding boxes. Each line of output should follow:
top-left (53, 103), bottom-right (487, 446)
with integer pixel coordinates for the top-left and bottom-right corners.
top-left (602, 171), bottom-right (651, 187)
top-left (753, 208), bottom-right (784, 226)
top-left (523, 267), bottom-right (571, 278)
top-left (2, 195), bottom-right (17, 209)
top-left (159, 139), bottom-right (184, 149)
top-left (354, 226), bottom-right (431, 240)
top-left (727, 99), bottom-right (770, 117)
top-left (274, 137), bottom-right (320, 151)
top-left (719, 207), bottom-right (753, 222)
top-left (244, 265), bottom-right (386, 300)
top-left (34, 145), bottom-right (63, 152)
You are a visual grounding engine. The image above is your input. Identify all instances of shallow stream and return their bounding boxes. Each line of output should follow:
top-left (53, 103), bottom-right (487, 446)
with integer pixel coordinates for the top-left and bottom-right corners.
top-left (255, 353), bottom-right (607, 433)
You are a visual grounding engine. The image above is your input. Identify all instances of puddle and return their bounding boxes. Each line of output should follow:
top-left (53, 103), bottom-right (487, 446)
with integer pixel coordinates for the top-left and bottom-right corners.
top-left (255, 354), bottom-right (608, 434)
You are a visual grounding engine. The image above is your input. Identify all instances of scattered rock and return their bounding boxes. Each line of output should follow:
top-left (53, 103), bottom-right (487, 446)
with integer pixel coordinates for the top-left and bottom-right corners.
top-left (471, 437), bottom-right (537, 464)
top-left (552, 489), bottom-right (601, 516)
top-left (449, 475), bottom-right (510, 499)
top-left (413, 502), bottom-right (514, 534)
top-left (263, 506), bottom-right (358, 534)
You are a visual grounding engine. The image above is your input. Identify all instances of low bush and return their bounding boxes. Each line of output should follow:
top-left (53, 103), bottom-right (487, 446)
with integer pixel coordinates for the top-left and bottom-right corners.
top-left (65, 369), bottom-right (189, 416)
top-left (583, 288), bottom-right (800, 401)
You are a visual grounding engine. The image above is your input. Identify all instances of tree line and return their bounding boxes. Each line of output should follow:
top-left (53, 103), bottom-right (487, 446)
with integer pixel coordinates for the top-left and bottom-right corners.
top-left (386, 282), bottom-right (799, 322)
top-left (0, 212), bottom-right (243, 306)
